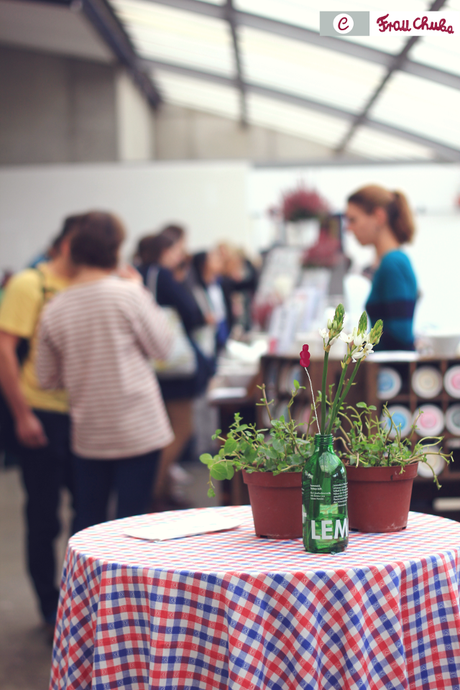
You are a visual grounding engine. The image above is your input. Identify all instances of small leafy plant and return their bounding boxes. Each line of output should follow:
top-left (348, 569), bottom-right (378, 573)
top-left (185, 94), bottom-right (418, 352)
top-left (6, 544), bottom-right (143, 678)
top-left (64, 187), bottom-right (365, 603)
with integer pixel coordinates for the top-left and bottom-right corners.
top-left (200, 383), bottom-right (314, 498)
top-left (337, 402), bottom-right (453, 488)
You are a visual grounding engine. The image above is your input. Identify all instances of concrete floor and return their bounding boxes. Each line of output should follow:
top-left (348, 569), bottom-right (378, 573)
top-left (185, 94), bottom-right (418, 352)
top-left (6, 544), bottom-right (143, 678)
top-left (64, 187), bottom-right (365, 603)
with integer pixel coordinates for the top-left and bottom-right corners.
top-left (0, 460), bottom-right (217, 690)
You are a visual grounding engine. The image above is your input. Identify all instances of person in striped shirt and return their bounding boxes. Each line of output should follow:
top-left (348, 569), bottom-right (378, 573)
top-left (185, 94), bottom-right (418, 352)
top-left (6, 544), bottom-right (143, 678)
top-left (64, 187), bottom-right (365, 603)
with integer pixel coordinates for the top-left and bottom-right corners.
top-left (37, 211), bottom-right (174, 533)
top-left (346, 185), bottom-right (418, 351)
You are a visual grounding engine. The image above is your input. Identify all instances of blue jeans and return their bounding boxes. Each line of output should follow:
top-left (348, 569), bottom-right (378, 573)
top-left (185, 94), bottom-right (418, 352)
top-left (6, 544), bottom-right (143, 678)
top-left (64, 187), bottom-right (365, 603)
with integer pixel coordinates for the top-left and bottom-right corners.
top-left (18, 410), bottom-right (73, 623)
top-left (72, 449), bottom-right (160, 533)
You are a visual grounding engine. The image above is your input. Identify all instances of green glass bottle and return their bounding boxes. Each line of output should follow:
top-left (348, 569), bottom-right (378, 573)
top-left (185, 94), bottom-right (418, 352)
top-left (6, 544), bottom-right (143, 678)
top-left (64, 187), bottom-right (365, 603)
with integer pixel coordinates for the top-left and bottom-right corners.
top-left (302, 434), bottom-right (348, 554)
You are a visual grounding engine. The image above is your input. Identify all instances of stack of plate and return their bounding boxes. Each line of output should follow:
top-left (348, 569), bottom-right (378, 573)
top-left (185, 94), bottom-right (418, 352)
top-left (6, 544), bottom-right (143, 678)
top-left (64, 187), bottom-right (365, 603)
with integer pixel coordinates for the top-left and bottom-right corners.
top-left (417, 445), bottom-right (446, 478)
top-left (377, 367), bottom-right (402, 400)
top-left (413, 405), bottom-right (444, 436)
top-left (411, 366), bottom-right (443, 398)
top-left (444, 366), bottom-right (460, 399)
top-left (382, 405), bottom-right (412, 438)
top-left (446, 404), bottom-right (460, 435)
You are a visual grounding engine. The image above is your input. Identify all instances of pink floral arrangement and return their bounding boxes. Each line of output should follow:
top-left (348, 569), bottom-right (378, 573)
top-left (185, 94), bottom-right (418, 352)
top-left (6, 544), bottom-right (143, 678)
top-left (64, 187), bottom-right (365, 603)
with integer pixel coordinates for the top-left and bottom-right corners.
top-left (281, 184), bottom-right (330, 222)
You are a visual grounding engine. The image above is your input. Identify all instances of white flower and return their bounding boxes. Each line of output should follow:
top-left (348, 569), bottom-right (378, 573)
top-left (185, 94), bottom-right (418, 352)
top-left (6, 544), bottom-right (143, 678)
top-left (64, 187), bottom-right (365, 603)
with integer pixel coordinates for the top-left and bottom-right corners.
top-left (340, 331), bottom-right (353, 344)
top-left (319, 328), bottom-right (329, 341)
top-left (353, 332), bottom-right (365, 348)
top-left (363, 342), bottom-right (374, 357)
top-left (352, 342), bottom-right (374, 362)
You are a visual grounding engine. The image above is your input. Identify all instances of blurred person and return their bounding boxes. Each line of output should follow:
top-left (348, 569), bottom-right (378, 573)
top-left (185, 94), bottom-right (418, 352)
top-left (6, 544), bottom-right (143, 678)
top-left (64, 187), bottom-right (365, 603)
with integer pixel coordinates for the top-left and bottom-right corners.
top-left (190, 249), bottom-right (229, 353)
top-left (217, 243), bottom-right (259, 334)
top-left (346, 185), bottom-right (417, 351)
top-left (36, 212), bottom-right (174, 532)
top-left (137, 226), bottom-right (215, 510)
top-left (0, 215), bottom-right (82, 635)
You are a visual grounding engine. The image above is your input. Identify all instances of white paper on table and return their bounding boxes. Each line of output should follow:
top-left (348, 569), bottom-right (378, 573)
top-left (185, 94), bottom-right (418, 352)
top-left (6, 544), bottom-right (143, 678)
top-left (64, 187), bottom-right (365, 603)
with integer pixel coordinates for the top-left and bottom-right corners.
top-left (124, 514), bottom-right (242, 542)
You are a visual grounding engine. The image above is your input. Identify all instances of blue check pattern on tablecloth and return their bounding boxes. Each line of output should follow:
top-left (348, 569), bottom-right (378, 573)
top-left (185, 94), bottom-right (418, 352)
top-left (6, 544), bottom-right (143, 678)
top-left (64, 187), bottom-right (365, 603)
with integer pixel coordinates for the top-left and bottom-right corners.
top-left (50, 507), bottom-right (460, 690)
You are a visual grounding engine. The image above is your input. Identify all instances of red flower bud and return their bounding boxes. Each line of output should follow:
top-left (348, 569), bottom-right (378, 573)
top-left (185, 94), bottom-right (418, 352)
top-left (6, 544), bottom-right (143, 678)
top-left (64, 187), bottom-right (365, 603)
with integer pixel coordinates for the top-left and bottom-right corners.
top-left (300, 344), bottom-right (311, 368)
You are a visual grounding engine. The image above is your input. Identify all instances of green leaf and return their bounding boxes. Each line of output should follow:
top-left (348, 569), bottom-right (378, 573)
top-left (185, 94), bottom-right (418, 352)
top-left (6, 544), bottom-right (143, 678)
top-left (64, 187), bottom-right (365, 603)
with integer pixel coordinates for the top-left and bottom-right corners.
top-left (356, 402), bottom-right (367, 408)
top-left (199, 453), bottom-right (214, 466)
top-left (293, 379), bottom-right (300, 390)
top-left (225, 464), bottom-right (235, 480)
top-left (272, 438), bottom-right (285, 453)
top-left (210, 464), bottom-right (231, 480)
top-left (224, 438), bottom-right (238, 454)
top-left (207, 487), bottom-right (216, 498)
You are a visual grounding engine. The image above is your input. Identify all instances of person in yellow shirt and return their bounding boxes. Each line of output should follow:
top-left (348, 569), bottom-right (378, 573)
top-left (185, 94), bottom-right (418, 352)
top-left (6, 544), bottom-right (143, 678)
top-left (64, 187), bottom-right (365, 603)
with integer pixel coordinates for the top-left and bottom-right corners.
top-left (0, 215), bottom-right (82, 637)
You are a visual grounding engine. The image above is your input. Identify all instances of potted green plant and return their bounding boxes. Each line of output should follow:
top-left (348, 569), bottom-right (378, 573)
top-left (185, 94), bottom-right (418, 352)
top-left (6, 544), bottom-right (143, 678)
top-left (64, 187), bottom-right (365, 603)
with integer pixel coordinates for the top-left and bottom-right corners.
top-left (337, 402), bottom-right (453, 533)
top-left (201, 305), bottom-right (383, 544)
top-left (200, 383), bottom-right (313, 538)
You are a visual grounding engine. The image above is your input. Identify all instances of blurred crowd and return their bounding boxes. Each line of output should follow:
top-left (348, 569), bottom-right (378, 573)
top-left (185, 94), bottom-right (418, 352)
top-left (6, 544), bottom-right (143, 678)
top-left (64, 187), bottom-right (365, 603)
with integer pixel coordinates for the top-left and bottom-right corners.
top-left (0, 211), bottom-right (258, 639)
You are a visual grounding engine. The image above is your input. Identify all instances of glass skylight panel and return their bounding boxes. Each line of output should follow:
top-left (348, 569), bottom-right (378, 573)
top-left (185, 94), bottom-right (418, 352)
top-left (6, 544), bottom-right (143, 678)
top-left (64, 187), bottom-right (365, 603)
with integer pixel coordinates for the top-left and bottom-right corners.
top-left (234, 0), bottom-right (317, 31)
top-left (111, 0), bottom-right (234, 77)
top-left (153, 70), bottom-right (240, 120)
top-left (247, 93), bottom-right (349, 147)
top-left (234, 0), bottom-right (422, 53)
top-left (408, 23), bottom-right (460, 77)
top-left (369, 71), bottom-right (460, 150)
top-left (239, 27), bottom-right (385, 115)
top-left (347, 126), bottom-right (435, 160)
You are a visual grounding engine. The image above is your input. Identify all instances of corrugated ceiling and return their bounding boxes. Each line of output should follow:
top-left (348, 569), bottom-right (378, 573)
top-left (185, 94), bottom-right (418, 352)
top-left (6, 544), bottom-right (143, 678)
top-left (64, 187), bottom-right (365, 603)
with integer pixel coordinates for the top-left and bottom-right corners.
top-left (108, 0), bottom-right (460, 161)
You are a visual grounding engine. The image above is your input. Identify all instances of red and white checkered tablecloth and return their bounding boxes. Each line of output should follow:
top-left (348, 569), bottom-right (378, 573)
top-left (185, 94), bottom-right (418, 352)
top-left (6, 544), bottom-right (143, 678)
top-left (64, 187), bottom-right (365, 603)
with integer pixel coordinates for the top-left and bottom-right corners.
top-left (50, 506), bottom-right (460, 690)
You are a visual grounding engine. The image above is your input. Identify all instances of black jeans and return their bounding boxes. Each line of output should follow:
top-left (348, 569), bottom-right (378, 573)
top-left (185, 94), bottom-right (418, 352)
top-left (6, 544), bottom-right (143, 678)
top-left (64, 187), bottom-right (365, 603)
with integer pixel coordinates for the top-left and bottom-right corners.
top-left (18, 410), bottom-right (73, 623)
top-left (72, 449), bottom-right (160, 534)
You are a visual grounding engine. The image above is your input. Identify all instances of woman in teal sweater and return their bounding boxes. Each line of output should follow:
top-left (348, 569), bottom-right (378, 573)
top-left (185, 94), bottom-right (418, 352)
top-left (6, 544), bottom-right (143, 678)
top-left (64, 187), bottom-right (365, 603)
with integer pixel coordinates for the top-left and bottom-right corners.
top-left (346, 185), bottom-right (417, 351)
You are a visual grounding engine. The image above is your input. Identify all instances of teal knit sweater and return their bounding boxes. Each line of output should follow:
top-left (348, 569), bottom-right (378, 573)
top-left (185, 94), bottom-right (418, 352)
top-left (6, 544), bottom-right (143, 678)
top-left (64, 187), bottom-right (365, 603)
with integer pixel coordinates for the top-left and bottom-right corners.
top-left (366, 250), bottom-right (417, 351)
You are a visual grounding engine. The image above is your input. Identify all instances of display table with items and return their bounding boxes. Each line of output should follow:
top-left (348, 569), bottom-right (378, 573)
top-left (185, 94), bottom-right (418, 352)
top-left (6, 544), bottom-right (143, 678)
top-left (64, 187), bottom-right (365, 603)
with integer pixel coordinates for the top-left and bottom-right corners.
top-left (50, 506), bottom-right (460, 690)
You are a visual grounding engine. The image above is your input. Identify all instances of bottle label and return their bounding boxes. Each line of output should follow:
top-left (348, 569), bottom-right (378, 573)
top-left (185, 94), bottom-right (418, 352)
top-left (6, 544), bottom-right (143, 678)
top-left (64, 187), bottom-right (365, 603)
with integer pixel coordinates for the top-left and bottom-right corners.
top-left (311, 518), bottom-right (349, 540)
top-left (332, 483), bottom-right (348, 506)
top-left (309, 484), bottom-right (330, 501)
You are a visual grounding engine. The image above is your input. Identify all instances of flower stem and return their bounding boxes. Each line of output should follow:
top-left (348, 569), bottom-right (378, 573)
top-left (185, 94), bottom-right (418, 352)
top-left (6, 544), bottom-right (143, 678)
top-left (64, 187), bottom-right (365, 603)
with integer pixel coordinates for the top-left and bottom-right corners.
top-left (333, 360), bottom-right (362, 425)
top-left (304, 367), bottom-right (320, 435)
top-left (321, 350), bottom-right (329, 434)
top-left (326, 360), bottom-right (349, 435)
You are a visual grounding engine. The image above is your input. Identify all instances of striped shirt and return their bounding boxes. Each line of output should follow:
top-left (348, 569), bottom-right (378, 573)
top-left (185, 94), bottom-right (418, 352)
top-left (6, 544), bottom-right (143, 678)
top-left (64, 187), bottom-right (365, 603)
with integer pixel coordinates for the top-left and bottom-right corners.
top-left (36, 277), bottom-right (174, 459)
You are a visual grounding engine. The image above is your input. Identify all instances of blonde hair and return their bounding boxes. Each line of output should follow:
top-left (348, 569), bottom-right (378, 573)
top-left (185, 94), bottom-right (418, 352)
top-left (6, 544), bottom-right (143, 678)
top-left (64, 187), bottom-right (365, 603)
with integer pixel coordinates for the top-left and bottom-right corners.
top-left (347, 184), bottom-right (415, 244)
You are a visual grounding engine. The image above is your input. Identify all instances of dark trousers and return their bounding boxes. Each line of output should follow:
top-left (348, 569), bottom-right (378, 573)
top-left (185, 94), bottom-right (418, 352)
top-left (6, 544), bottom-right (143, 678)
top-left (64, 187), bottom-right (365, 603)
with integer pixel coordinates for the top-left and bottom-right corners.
top-left (18, 410), bottom-right (73, 623)
top-left (72, 449), bottom-right (160, 534)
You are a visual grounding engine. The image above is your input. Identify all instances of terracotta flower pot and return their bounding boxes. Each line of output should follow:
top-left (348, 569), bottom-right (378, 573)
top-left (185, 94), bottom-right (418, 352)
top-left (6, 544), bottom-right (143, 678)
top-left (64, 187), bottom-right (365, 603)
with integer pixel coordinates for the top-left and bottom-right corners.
top-left (242, 470), bottom-right (302, 539)
top-left (346, 463), bottom-right (418, 533)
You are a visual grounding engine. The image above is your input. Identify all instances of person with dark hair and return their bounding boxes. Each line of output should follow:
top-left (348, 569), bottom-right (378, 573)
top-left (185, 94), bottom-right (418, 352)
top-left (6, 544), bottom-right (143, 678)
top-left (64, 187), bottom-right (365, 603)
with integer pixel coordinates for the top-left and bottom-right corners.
top-left (137, 224), bottom-right (214, 510)
top-left (190, 249), bottom-right (229, 353)
top-left (0, 213), bottom-right (82, 638)
top-left (346, 184), bottom-right (418, 351)
top-left (36, 211), bottom-right (174, 532)
top-left (136, 225), bottom-right (185, 268)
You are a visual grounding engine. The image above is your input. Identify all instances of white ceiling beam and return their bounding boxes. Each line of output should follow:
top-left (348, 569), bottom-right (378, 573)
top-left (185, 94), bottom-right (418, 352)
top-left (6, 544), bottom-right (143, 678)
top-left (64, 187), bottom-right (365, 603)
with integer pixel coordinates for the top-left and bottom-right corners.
top-left (145, 58), bottom-right (460, 161)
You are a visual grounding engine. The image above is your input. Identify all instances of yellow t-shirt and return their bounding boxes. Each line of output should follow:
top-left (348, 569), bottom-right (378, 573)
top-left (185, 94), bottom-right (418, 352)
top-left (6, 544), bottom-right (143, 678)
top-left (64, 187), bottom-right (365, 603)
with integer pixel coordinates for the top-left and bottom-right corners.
top-left (0, 263), bottom-right (69, 412)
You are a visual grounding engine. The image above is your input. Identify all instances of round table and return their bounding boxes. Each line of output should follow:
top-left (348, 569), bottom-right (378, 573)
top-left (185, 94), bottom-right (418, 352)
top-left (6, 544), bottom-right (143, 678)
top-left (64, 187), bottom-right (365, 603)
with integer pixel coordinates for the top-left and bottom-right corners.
top-left (50, 506), bottom-right (460, 690)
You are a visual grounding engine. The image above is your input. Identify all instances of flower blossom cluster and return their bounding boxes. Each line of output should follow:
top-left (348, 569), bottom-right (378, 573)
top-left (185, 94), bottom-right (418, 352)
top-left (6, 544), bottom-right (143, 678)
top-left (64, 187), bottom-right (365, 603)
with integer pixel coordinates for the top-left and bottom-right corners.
top-left (282, 185), bottom-right (330, 222)
top-left (300, 304), bottom-right (384, 435)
